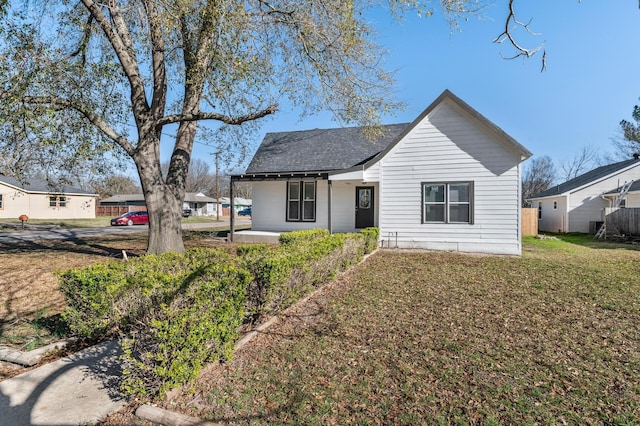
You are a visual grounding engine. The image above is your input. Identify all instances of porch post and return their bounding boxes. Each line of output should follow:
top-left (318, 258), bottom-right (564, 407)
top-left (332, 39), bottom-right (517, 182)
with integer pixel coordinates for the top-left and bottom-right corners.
top-left (229, 177), bottom-right (235, 242)
top-left (328, 179), bottom-right (332, 234)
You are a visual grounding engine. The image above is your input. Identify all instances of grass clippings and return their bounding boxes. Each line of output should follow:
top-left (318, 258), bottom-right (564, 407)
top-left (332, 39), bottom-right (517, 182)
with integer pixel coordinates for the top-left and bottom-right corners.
top-left (153, 237), bottom-right (640, 425)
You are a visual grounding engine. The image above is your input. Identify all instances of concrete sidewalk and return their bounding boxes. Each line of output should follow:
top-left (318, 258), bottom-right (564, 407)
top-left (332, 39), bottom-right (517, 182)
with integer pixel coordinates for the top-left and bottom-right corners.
top-left (0, 340), bottom-right (127, 425)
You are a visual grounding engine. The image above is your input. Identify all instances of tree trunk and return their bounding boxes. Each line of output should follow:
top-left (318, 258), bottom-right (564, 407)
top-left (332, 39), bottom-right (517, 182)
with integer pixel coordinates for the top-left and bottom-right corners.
top-left (145, 187), bottom-right (184, 254)
top-left (134, 138), bottom-right (185, 254)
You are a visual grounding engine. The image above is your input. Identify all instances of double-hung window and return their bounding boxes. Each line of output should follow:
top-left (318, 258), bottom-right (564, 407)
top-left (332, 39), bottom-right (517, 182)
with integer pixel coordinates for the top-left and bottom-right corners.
top-left (0, 194), bottom-right (3, 209)
top-left (422, 182), bottom-right (472, 224)
top-left (49, 196), bottom-right (67, 208)
top-left (287, 181), bottom-right (316, 222)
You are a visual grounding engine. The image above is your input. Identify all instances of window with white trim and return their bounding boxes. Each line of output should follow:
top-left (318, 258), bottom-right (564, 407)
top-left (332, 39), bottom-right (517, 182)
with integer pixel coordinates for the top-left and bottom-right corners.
top-left (538, 202), bottom-right (542, 219)
top-left (422, 182), bottom-right (472, 224)
top-left (0, 194), bottom-right (3, 209)
top-left (49, 196), bottom-right (68, 208)
top-left (287, 181), bottom-right (316, 222)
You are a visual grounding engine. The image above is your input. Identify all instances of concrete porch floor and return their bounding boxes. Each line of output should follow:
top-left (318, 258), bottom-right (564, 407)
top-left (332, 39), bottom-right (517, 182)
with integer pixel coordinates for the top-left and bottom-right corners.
top-left (231, 230), bottom-right (281, 244)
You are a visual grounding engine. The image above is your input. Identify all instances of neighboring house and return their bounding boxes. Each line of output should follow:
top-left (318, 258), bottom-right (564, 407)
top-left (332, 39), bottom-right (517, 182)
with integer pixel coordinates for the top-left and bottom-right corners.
top-left (0, 175), bottom-right (97, 219)
top-left (529, 158), bottom-right (640, 233)
top-left (231, 89), bottom-right (532, 255)
top-left (98, 193), bottom-right (146, 207)
top-left (184, 192), bottom-right (218, 216)
top-left (219, 197), bottom-right (252, 214)
top-left (99, 192), bottom-right (220, 216)
top-left (604, 180), bottom-right (640, 207)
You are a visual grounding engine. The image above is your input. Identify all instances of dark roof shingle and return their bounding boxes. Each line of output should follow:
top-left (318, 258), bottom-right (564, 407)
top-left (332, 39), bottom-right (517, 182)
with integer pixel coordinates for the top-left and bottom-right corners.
top-left (530, 158), bottom-right (640, 199)
top-left (245, 124), bottom-right (410, 174)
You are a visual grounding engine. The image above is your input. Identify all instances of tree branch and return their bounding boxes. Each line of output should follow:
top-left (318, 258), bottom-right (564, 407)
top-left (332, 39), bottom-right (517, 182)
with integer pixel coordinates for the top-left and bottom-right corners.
top-left (142, 0), bottom-right (167, 124)
top-left (494, 0), bottom-right (546, 71)
top-left (21, 95), bottom-right (136, 156)
top-left (69, 14), bottom-right (94, 65)
top-left (79, 0), bottom-right (149, 112)
top-left (156, 104), bottom-right (279, 128)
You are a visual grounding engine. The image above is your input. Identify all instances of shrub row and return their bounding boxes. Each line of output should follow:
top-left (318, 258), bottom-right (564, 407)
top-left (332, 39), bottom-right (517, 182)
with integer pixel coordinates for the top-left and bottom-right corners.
top-left (58, 228), bottom-right (379, 396)
top-left (59, 249), bottom-right (249, 396)
top-left (240, 230), bottom-right (368, 321)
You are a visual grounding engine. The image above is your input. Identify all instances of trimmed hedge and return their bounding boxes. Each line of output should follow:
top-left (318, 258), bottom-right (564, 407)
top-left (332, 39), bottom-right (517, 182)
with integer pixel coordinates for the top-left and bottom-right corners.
top-left (278, 228), bottom-right (330, 245)
top-left (360, 227), bottom-right (380, 254)
top-left (59, 249), bottom-right (249, 396)
top-left (240, 229), bottom-right (373, 321)
top-left (58, 228), bottom-right (379, 396)
top-left (120, 261), bottom-right (250, 395)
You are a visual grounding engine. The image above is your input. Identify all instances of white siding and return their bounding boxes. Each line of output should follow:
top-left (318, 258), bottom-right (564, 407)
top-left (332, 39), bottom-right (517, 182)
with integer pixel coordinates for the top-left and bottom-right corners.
top-left (375, 101), bottom-right (523, 255)
top-left (363, 162), bottom-right (380, 182)
top-left (626, 193), bottom-right (640, 207)
top-left (537, 196), bottom-right (567, 233)
top-left (251, 180), bottom-right (329, 232)
top-left (567, 167), bottom-right (640, 233)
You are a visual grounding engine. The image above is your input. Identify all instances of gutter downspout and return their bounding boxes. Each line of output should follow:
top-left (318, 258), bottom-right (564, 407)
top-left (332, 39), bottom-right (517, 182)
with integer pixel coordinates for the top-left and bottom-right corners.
top-left (564, 194), bottom-right (570, 233)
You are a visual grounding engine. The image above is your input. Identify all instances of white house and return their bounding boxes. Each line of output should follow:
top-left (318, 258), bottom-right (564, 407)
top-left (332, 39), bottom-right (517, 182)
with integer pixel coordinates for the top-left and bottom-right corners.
top-left (231, 90), bottom-right (532, 255)
top-left (529, 158), bottom-right (640, 233)
top-left (0, 175), bottom-right (97, 220)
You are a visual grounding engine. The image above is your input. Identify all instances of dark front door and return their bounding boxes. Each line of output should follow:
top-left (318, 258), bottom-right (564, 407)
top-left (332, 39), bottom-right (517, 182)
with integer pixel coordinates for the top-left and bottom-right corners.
top-left (355, 187), bottom-right (375, 229)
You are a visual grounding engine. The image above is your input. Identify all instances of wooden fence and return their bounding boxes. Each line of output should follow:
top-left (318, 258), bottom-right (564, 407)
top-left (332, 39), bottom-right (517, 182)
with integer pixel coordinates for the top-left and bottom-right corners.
top-left (605, 207), bottom-right (640, 236)
top-left (95, 206), bottom-right (146, 217)
top-left (521, 208), bottom-right (538, 236)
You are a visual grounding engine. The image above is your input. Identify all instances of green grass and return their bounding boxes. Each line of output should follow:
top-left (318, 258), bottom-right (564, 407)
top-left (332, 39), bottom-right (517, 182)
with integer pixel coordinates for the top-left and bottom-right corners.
top-left (161, 236), bottom-right (640, 425)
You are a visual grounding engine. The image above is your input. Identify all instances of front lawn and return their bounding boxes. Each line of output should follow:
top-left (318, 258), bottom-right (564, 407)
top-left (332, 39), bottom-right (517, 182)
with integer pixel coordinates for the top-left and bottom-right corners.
top-left (156, 237), bottom-right (640, 425)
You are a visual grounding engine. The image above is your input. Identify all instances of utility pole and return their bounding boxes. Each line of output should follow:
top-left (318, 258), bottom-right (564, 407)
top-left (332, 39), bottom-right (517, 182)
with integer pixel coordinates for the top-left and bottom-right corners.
top-left (212, 150), bottom-right (221, 221)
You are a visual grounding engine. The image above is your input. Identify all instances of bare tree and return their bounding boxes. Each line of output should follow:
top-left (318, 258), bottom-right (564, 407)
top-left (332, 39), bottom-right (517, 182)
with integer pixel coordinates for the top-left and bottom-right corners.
top-left (559, 145), bottom-right (600, 182)
top-left (522, 156), bottom-right (556, 207)
top-left (91, 174), bottom-right (141, 199)
top-left (185, 158), bottom-right (213, 194)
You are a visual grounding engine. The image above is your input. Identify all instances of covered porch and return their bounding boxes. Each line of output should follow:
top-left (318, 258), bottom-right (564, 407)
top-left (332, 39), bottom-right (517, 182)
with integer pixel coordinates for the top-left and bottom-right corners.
top-left (229, 171), bottom-right (378, 242)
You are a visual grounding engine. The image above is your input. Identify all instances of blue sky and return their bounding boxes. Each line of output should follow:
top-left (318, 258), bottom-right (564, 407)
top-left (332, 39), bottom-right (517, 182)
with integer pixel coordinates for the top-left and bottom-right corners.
top-left (185, 1), bottom-right (640, 174)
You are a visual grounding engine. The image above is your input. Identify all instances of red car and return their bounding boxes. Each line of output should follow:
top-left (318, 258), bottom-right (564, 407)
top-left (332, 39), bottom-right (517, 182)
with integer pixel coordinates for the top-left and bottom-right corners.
top-left (110, 211), bottom-right (149, 226)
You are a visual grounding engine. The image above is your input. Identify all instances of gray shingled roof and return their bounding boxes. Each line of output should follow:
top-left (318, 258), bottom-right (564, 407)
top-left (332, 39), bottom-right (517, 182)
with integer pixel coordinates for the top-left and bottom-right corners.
top-left (0, 175), bottom-right (95, 195)
top-left (245, 124), bottom-right (410, 174)
top-left (99, 193), bottom-right (145, 203)
top-left (530, 158), bottom-right (640, 199)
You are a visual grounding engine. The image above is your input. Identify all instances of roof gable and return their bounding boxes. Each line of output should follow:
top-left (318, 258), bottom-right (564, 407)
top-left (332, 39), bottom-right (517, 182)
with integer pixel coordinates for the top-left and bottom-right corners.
top-left (363, 90), bottom-right (532, 170)
top-left (530, 158), bottom-right (640, 199)
top-left (0, 175), bottom-right (96, 196)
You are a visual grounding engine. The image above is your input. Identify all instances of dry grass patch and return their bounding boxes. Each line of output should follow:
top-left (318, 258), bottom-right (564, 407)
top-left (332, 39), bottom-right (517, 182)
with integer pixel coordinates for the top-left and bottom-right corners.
top-left (0, 231), bottom-right (239, 354)
top-left (155, 240), bottom-right (640, 425)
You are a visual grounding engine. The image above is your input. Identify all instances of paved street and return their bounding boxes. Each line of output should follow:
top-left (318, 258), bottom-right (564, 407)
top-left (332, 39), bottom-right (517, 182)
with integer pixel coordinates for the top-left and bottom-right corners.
top-left (0, 217), bottom-right (251, 244)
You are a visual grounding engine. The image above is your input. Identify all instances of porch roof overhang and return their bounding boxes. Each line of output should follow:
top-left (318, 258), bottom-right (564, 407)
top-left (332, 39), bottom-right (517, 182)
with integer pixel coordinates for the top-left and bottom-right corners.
top-left (231, 171), bottom-right (329, 182)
